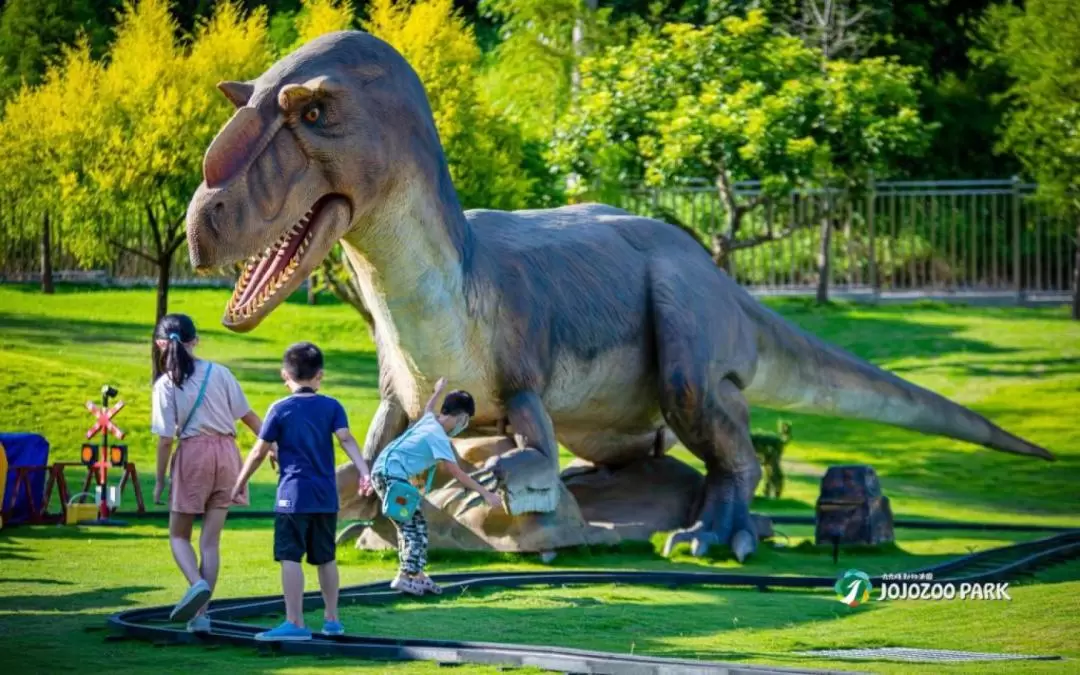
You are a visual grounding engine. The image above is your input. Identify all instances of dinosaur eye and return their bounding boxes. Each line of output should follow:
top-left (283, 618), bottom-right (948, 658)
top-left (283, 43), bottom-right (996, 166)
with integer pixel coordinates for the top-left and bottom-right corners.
top-left (302, 105), bottom-right (321, 124)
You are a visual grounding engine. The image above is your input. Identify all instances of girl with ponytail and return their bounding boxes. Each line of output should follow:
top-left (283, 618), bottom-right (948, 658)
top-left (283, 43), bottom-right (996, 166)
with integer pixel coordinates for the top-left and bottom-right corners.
top-left (151, 313), bottom-right (263, 632)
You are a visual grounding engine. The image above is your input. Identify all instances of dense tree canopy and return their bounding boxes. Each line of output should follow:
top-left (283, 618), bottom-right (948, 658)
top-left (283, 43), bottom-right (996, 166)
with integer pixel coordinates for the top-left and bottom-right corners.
top-left (551, 10), bottom-right (931, 260)
top-left (975, 0), bottom-right (1080, 318)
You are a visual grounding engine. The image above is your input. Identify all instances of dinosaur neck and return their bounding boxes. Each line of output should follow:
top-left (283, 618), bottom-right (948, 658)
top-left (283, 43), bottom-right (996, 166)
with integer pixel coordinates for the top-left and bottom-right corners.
top-left (340, 165), bottom-right (479, 412)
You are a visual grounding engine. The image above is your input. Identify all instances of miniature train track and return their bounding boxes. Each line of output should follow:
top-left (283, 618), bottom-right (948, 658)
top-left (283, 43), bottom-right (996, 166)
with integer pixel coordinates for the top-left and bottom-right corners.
top-left (108, 527), bottom-right (1080, 675)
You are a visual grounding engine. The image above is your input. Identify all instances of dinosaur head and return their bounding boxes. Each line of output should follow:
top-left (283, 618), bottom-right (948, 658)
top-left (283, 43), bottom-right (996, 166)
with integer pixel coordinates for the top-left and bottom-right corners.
top-left (186, 32), bottom-right (443, 332)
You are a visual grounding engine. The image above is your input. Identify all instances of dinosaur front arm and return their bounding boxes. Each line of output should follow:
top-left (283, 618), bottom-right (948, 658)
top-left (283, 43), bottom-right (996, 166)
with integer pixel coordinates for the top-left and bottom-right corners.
top-left (483, 391), bottom-right (561, 515)
top-left (362, 398), bottom-right (409, 464)
top-left (503, 391), bottom-right (559, 465)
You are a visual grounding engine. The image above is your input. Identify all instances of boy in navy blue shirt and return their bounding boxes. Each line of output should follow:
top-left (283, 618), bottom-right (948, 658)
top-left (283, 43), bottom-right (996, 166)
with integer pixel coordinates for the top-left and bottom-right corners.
top-left (231, 342), bottom-right (372, 642)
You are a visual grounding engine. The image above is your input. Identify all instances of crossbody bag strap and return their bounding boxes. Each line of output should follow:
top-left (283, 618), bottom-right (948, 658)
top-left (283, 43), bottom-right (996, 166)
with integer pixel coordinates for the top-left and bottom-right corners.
top-left (422, 464), bottom-right (437, 495)
top-left (178, 363), bottom-right (214, 438)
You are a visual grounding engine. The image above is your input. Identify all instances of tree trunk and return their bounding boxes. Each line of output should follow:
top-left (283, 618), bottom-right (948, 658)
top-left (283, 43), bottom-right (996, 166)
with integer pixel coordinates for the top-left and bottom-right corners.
top-left (816, 200), bottom-right (834, 305)
top-left (322, 256), bottom-right (375, 334)
top-left (151, 254), bottom-right (172, 381)
top-left (711, 208), bottom-right (742, 273)
top-left (40, 212), bottom-right (54, 294)
top-left (570, 0), bottom-right (599, 93)
top-left (307, 276), bottom-right (317, 305)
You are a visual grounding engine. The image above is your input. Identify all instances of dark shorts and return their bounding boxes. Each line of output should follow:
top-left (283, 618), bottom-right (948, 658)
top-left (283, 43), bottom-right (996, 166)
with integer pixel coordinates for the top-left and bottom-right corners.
top-left (273, 512), bottom-right (337, 565)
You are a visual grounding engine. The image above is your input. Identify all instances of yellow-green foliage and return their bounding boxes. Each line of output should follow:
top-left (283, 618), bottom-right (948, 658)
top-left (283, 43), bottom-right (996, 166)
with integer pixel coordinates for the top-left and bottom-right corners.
top-left (363, 0), bottom-right (541, 209)
top-left (292, 0), bottom-right (355, 51)
top-left (0, 0), bottom-right (271, 267)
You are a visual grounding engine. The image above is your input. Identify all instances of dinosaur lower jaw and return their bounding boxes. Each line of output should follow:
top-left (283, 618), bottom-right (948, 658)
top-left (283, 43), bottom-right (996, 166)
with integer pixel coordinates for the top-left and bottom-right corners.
top-left (225, 195), bottom-right (338, 324)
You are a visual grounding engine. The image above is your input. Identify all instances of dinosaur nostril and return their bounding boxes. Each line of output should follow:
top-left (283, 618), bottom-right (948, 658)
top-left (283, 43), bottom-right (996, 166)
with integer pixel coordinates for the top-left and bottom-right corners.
top-left (209, 201), bottom-right (225, 235)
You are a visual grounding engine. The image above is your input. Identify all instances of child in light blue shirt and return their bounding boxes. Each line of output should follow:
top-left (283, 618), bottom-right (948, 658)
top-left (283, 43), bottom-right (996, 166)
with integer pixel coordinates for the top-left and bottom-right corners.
top-left (371, 377), bottom-right (503, 595)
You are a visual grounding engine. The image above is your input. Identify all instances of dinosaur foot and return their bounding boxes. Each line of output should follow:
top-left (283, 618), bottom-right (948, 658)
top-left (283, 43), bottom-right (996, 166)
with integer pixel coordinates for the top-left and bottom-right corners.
top-left (442, 446), bottom-right (561, 516)
top-left (663, 476), bottom-right (758, 561)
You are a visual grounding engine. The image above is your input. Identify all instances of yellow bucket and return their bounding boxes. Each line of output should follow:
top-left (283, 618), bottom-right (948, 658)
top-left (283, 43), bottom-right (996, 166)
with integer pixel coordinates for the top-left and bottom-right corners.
top-left (66, 492), bottom-right (99, 525)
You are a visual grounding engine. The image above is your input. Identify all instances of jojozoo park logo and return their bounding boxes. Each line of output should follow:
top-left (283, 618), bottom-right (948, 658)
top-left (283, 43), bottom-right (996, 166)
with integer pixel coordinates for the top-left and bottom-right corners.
top-left (835, 570), bottom-right (1012, 604)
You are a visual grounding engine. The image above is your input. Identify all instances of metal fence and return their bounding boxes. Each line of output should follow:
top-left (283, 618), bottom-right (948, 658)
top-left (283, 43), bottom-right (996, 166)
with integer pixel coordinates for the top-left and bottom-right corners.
top-left (0, 210), bottom-right (213, 285)
top-left (616, 178), bottom-right (1078, 298)
top-left (1, 179), bottom-right (1077, 298)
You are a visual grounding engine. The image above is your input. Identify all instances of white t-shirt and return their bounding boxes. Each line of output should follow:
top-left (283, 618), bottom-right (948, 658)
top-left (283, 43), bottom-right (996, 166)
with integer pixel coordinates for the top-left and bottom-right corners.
top-left (151, 360), bottom-right (251, 439)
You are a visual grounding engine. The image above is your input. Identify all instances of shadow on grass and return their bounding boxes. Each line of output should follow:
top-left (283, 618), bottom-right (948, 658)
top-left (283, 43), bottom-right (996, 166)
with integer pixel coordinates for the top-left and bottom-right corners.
top-left (765, 301), bottom-right (1018, 364)
top-left (0, 312), bottom-right (152, 345)
top-left (0, 541), bottom-right (38, 562)
top-left (0, 584), bottom-right (161, 612)
top-left (226, 348), bottom-right (378, 391)
top-left (1, 526), bottom-right (166, 543)
top-left (891, 356), bottom-right (1080, 379)
top-left (0, 577), bottom-right (74, 585)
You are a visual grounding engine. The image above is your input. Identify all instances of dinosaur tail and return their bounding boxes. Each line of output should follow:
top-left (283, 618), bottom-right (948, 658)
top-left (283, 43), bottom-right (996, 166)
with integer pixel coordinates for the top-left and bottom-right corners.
top-left (737, 296), bottom-right (1054, 461)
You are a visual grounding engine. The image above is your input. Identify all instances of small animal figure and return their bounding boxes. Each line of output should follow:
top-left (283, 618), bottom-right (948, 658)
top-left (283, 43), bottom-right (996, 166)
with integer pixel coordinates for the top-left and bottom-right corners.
top-left (751, 420), bottom-right (792, 499)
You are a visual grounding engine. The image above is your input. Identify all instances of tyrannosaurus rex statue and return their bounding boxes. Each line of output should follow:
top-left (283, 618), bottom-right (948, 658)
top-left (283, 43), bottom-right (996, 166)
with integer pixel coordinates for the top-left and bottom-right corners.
top-left (185, 32), bottom-right (1053, 561)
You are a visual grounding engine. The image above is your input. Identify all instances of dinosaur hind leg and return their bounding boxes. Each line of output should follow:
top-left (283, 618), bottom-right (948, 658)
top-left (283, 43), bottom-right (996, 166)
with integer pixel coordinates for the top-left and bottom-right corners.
top-left (652, 298), bottom-right (762, 560)
top-left (659, 371), bottom-right (762, 560)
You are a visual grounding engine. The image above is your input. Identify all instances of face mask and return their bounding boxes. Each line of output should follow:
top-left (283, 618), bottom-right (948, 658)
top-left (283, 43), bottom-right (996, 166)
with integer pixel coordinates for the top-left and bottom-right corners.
top-left (448, 415), bottom-right (469, 438)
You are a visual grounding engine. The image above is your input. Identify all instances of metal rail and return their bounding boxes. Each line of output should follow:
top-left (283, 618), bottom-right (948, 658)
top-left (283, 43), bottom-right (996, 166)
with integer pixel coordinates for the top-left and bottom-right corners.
top-left (108, 529), bottom-right (1079, 674)
top-left (119, 509), bottom-right (1079, 533)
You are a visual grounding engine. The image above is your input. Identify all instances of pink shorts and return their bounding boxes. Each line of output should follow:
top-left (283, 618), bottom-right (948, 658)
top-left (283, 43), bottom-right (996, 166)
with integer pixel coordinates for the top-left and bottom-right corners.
top-left (169, 435), bottom-right (249, 514)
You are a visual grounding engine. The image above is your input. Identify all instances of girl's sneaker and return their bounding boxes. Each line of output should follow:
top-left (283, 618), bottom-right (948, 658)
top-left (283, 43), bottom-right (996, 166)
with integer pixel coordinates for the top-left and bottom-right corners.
top-left (170, 579), bottom-right (211, 622)
top-left (414, 575), bottom-right (442, 595)
top-left (389, 572), bottom-right (423, 596)
top-left (322, 620), bottom-right (345, 636)
top-left (255, 621), bottom-right (312, 642)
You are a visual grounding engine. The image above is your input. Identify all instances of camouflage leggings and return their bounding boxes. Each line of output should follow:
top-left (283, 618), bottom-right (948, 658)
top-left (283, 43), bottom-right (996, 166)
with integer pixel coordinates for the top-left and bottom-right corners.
top-left (372, 473), bottom-right (428, 575)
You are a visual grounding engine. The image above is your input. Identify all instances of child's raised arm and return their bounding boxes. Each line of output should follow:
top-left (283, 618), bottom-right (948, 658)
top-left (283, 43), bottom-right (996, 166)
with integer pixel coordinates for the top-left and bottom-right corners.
top-left (422, 377), bottom-right (448, 416)
top-left (335, 428), bottom-right (372, 495)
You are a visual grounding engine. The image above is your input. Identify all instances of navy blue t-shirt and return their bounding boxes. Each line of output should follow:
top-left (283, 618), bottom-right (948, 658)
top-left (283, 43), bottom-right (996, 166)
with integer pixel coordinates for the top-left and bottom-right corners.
top-left (259, 393), bottom-right (348, 514)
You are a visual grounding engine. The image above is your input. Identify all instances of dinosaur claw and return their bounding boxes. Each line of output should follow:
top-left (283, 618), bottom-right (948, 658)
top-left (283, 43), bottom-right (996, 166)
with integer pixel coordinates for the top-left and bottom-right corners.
top-left (470, 469), bottom-right (495, 483)
top-left (732, 530), bottom-right (756, 562)
top-left (454, 494), bottom-right (486, 517)
top-left (663, 529), bottom-right (694, 557)
top-left (443, 487), bottom-right (471, 505)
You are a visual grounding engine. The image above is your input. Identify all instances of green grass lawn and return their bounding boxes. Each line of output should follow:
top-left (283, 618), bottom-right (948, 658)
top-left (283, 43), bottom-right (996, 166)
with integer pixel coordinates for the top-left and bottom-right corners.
top-left (1, 285), bottom-right (1078, 673)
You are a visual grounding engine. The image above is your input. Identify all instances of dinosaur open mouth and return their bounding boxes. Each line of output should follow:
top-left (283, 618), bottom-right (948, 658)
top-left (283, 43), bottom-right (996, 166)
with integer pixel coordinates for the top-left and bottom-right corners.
top-left (226, 195), bottom-right (334, 320)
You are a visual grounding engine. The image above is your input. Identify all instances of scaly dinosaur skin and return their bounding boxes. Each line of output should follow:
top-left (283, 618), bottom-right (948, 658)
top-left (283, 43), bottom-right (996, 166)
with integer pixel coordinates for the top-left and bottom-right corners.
top-left (186, 32), bottom-right (1053, 561)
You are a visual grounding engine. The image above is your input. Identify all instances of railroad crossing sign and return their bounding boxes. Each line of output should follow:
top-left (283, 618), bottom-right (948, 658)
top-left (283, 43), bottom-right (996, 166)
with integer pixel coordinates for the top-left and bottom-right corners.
top-left (85, 400), bottom-right (126, 441)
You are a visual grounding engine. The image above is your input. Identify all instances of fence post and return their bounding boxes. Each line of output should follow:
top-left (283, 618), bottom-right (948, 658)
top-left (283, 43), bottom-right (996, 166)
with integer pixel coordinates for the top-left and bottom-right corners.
top-left (1012, 176), bottom-right (1023, 303)
top-left (867, 176), bottom-right (878, 298)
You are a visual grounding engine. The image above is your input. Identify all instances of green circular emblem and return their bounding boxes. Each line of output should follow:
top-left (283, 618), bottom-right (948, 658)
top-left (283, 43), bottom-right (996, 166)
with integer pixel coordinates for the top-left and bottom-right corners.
top-left (835, 569), bottom-right (872, 606)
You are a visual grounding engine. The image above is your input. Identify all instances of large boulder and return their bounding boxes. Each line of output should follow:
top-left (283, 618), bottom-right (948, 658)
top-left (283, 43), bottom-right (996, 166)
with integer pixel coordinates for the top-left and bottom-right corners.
top-left (561, 457), bottom-right (702, 541)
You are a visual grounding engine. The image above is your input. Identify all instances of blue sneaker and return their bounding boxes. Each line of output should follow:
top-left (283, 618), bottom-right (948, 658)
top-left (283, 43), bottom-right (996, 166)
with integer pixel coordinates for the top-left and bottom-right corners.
top-left (187, 615), bottom-right (211, 633)
top-left (321, 620), bottom-right (345, 636)
top-left (169, 579), bottom-right (211, 622)
top-left (255, 621), bottom-right (312, 642)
